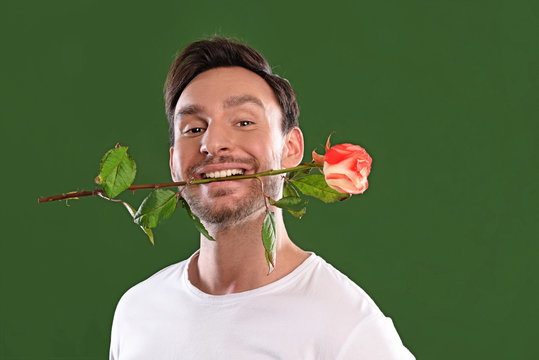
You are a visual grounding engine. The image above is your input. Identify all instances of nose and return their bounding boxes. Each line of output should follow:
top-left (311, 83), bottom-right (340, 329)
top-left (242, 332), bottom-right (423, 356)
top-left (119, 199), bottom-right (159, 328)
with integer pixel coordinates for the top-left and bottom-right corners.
top-left (199, 122), bottom-right (234, 156)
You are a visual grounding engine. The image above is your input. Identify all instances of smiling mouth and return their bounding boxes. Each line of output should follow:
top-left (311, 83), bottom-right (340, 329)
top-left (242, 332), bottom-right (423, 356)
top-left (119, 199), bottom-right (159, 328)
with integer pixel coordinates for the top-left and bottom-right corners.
top-left (201, 168), bottom-right (246, 179)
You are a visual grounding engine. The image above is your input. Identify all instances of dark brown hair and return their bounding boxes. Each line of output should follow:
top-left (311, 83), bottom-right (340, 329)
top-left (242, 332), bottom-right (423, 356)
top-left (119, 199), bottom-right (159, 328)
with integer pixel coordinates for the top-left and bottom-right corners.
top-left (164, 37), bottom-right (299, 146)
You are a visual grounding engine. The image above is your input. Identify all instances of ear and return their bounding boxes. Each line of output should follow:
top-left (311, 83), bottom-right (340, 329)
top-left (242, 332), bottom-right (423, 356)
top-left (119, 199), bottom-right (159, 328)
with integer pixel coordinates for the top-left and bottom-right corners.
top-left (169, 147), bottom-right (178, 182)
top-left (281, 127), bottom-right (304, 168)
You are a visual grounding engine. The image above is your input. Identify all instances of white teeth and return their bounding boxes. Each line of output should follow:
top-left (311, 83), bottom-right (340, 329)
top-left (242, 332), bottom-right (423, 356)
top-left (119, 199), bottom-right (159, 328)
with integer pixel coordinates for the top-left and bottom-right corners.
top-left (203, 169), bottom-right (244, 179)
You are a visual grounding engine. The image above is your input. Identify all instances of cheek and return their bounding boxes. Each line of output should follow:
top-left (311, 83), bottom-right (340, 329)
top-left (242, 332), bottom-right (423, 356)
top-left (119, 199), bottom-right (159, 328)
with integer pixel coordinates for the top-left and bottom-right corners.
top-left (248, 143), bottom-right (271, 164)
top-left (242, 132), bottom-right (269, 151)
top-left (171, 152), bottom-right (184, 180)
top-left (250, 137), bottom-right (282, 167)
top-left (172, 142), bottom-right (198, 179)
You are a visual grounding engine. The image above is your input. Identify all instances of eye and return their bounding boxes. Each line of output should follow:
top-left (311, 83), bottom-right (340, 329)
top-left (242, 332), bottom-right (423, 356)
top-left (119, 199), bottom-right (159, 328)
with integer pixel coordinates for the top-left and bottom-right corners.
top-left (183, 127), bottom-right (206, 136)
top-left (236, 120), bottom-right (254, 127)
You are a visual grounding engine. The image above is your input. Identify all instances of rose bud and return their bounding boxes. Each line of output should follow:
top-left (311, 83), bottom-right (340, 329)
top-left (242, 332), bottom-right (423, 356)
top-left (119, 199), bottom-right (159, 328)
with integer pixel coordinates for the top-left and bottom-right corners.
top-left (313, 136), bottom-right (372, 194)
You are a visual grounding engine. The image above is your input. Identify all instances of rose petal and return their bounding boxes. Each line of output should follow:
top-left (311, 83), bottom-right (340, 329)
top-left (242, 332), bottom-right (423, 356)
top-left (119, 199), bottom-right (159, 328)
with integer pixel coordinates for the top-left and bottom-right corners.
top-left (322, 143), bottom-right (372, 195)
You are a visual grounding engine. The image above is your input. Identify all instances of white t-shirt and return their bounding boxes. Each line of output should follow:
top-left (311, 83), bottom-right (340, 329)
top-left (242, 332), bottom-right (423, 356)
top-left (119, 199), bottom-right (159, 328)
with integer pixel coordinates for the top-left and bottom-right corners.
top-left (110, 251), bottom-right (414, 359)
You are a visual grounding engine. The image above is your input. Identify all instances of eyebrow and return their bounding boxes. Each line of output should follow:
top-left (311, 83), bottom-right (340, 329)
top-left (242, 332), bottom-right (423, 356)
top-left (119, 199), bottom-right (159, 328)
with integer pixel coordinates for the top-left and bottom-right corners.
top-left (176, 104), bottom-right (206, 118)
top-left (175, 94), bottom-right (265, 118)
top-left (223, 95), bottom-right (265, 109)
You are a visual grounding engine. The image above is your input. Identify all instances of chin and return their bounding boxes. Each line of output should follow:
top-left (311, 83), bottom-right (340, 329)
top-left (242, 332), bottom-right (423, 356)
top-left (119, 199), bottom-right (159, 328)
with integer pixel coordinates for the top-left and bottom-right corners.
top-left (183, 186), bottom-right (264, 226)
top-left (183, 172), bottom-right (281, 226)
top-left (197, 200), bottom-right (265, 227)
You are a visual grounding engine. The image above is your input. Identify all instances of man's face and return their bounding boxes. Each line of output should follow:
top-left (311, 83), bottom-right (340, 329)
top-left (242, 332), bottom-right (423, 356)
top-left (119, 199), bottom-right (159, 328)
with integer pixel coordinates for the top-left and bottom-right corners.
top-left (170, 66), bottom-right (291, 225)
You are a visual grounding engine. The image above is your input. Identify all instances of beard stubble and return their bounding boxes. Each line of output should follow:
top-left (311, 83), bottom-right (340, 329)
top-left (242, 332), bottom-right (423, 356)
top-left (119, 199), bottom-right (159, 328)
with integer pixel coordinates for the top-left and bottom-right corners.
top-left (181, 155), bottom-right (281, 226)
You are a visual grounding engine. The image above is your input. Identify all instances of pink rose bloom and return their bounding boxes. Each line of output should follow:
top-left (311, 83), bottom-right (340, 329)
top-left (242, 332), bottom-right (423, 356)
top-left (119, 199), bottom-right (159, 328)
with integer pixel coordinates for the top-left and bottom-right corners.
top-left (313, 138), bottom-right (372, 194)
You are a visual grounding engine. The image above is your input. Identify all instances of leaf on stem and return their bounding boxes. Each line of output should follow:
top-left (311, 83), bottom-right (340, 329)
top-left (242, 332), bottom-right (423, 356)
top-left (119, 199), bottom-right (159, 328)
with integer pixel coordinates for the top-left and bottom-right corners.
top-left (180, 198), bottom-right (215, 241)
top-left (291, 174), bottom-right (351, 203)
top-left (282, 180), bottom-right (299, 198)
top-left (95, 145), bottom-right (136, 198)
top-left (98, 193), bottom-right (154, 245)
top-left (287, 165), bottom-right (314, 180)
top-left (279, 181), bottom-right (307, 218)
top-left (122, 201), bottom-right (154, 245)
top-left (134, 189), bottom-right (178, 229)
top-left (262, 209), bottom-right (277, 274)
top-left (269, 196), bottom-right (308, 219)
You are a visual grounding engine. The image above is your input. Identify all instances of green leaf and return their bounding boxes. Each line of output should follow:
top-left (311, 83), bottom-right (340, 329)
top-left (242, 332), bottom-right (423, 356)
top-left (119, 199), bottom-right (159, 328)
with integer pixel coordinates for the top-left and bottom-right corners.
top-left (269, 196), bottom-right (308, 219)
top-left (120, 200), bottom-right (155, 245)
top-left (134, 189), bottom-right (178, 229)
top-left (287, 207), bottom-right (306, 219)
top-left (278, 181), bottom-right (307, 218)
top-left (288, 207), bottom-right (307, 219)
top-left (95, 145), bottom-right (136, 198)
top-left (287, 165), bottom-right (314, 180)
top-left (282, 180), bottom-right (300, 198)
top-left (270, 196), bottom-right (308, 212)
top-left (180, 198), bottom-right (215, 241)
top-left (262, 210), bottom-right (277, 274)
top-left (291, 174), bottom-right (351, 203)
top-left (140, 226), bottom-right (155, 245)
top-left (97, 192), bottom-right (155, 245)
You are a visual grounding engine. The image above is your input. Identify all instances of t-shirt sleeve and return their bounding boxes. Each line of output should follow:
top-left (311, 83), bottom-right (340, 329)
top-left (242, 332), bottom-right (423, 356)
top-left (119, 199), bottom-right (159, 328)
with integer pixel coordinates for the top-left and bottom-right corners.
top-left (336, 315), bottom-right (415, 360)
top-left (109, 300), bottom-right (122, 360)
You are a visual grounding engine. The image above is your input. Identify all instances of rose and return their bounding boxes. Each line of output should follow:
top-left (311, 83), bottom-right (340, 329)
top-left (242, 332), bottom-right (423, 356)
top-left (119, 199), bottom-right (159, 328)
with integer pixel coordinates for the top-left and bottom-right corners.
top-left (312, 136), bottom-right (372, 194)
top-left (40, 134), bottom-right (372, 255)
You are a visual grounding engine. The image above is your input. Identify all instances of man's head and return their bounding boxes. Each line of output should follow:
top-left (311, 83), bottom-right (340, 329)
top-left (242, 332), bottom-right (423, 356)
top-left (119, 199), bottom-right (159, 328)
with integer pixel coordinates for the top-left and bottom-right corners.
top-left (166, 38), bottom-right (303, 227)
top-left (164, 37), bottom-right (299, 146)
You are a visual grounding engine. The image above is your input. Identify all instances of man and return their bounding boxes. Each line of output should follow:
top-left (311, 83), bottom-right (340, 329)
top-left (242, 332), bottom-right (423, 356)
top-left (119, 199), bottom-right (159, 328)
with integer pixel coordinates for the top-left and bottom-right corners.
top-left (110, 37), bottom-right (414, 359)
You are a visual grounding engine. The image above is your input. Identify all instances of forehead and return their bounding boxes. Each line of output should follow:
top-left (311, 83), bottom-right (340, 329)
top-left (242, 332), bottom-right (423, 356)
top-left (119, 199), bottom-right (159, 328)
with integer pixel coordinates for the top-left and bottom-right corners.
top-left (175, 66), bottom-right (280, 116)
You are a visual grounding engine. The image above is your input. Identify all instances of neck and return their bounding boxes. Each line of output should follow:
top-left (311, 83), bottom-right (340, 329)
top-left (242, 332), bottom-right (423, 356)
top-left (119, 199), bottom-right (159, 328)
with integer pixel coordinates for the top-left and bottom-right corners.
top-left (187, 208), bottom-right (309, 295)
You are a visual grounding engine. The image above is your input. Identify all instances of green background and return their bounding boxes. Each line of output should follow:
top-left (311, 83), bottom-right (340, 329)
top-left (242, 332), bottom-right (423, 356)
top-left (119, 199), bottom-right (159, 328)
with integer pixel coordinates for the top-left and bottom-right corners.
top-left (2, 0), bottom-right (538, 358)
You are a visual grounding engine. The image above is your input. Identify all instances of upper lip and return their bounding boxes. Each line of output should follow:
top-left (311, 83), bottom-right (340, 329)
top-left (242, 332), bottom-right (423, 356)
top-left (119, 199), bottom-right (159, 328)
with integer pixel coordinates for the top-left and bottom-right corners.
top-left (198, 163), bottom-right (253, 179)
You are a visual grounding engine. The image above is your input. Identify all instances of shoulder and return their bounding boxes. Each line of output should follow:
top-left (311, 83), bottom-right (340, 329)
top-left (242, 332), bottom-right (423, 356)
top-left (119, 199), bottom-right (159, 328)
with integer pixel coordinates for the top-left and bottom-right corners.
top-left (114, 258), bottom-right (188, 311)
top-left (279, 253), bottom-right (386, 337)
top-left (305, 255), bottom-right (415, 359)
top-left (304, 254), bottom-right (383, 317)
top-left (336, 315), bottom-right (416, 359)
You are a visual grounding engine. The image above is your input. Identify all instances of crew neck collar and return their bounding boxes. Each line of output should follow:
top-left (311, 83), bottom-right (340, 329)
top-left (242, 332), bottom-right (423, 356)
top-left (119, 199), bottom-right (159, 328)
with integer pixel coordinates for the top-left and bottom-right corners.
top-left (182, 250), bottom-right (317, 303)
